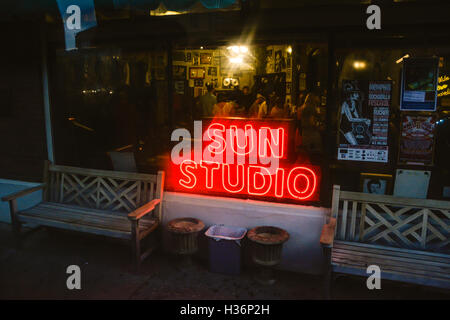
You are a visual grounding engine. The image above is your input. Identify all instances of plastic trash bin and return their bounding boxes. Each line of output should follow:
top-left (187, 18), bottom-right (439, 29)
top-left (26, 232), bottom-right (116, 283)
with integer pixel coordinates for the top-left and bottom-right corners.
top-left (205, 225), bottom-right (247, 275)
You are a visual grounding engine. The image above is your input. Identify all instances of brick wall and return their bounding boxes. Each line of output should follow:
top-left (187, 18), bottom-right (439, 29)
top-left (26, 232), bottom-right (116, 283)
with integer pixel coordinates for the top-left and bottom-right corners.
top-left (0, 22), bottom-right (47, 182)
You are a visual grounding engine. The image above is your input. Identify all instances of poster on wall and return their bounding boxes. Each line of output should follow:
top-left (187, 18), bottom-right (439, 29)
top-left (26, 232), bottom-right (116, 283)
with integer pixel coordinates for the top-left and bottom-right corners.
top-left (400, 58), bottom-right (439, 111)
top-left (393, 169), bottom-right (431, 199)
top-left (338, 80), bottom-right (391, 163)
top-left (398, 114), bottom-right (436, 165)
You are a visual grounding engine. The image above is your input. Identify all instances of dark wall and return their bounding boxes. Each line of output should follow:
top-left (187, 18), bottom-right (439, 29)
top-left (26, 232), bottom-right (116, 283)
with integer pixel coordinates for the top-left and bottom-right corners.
top-left (0, 22), bottom-right (47, 182)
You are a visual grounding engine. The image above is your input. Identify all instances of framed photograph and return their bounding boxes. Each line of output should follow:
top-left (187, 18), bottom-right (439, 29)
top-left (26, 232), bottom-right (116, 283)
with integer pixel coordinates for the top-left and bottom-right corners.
top-left (174, 80), bottom-right (185, 94)
top-left (286, 82), bottom-right (291, 94)
top-left (200, 53), bottom-right (212, 65)
top-left (359, 173), bottom-right (393, 195)
top-left (189, 67), bottom-right (205, 79)
top-left (173, 65), bottom-right (186, 80)
top-left (185, 52), bottom-right (192, 63)
top-left (172, 51), bottom-right (185, 62)
top-left (400, 58), bottom-right (439, 111)
top-left (337, 80), bottom-right (391, 163)
top-left (274, 50), bottom-right (286, 73)
top-left (156, 55), bottom-right (165, 67)
top-left (194, 87), bottom-right (203, 98)
top-left (286, 69), bottom-right (292, 82)
top-left (154, 67), bottom-right (165, 80)
top-left (194, 79), bottom-right (203, 87)
top-left (398, 114), bottom-right (436, 166)
top-left (208, 67), bottom-right (217, 77)
top-left (443, 186), bottom-right (450, 199)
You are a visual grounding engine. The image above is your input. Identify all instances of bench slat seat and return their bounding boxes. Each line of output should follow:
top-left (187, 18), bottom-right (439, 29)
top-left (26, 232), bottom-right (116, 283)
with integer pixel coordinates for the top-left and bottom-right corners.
top-left (17, 202), bottom-right (158, 240)
top-left (2, 161), bottom-right (165, 271)
top-left (320, 185), bottom-right (450, 297)
top-left (332, 241), bottom-right (450, 289)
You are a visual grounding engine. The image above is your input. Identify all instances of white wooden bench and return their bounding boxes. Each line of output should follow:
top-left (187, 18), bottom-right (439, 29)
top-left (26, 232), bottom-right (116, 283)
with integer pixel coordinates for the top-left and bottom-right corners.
top-left (320, 185), bottom-right (450, 297)
top-left (2, 161), bottom-right (165, 270)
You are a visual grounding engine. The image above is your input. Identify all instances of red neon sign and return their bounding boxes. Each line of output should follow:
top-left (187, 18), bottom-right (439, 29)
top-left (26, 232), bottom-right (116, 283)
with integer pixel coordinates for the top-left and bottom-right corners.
top-left (167, 119), bottom-right (321, 203)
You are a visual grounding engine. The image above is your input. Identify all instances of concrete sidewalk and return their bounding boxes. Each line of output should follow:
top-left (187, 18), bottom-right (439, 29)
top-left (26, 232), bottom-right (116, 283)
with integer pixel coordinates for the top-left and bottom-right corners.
top-left (0, 223), bottom-right (448, 300)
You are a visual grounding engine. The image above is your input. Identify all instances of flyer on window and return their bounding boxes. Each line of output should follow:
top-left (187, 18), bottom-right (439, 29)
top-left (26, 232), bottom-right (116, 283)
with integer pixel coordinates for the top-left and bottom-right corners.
top-left (400, 58), bottom-right (439, 111)
top-left (398, 114), bottom-right (437, 166)
top-left (338, 80), bottom-right (391, 163)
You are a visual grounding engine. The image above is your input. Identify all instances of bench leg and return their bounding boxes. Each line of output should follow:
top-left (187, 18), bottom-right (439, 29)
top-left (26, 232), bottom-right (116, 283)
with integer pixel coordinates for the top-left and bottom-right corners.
top-left (322, 246), bottom-right (332, 299)
top-left (131, 220), bottom-right (141, 272)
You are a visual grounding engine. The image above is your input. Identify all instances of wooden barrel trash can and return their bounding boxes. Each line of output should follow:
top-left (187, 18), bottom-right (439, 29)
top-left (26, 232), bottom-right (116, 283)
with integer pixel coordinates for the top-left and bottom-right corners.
top-left (167, 217), bottom-right (205, 255)
top-left (247, 226), bottom-right (290, 266)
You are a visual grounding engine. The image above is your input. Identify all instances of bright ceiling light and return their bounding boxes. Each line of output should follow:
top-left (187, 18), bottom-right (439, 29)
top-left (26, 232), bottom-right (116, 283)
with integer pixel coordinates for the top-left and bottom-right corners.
top-left (239, 46), bottom-right (248, 53)
top-left (353, 61), bottom-right (367, 70)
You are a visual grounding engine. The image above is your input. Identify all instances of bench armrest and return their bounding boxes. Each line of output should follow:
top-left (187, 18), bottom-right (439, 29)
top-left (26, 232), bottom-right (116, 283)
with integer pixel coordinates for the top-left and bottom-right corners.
top-left (1, 184), bottom-right (46, 202)
top-left (320, 217), bottom-right (336, 248)
top-left (128, 199), bottom-right (161, 221)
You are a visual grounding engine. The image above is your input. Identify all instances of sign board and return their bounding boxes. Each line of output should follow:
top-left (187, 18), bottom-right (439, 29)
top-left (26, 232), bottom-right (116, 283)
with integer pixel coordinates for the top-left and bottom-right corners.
top-left (338, 80), bottom-right (391, 163)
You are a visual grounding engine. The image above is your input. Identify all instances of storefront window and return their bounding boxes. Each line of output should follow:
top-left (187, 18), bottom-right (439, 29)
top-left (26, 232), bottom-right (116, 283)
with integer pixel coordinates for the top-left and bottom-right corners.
top-left (332, 46), bottom-right (450, 200)
top-left (49, 41), bottom-right (329, 205)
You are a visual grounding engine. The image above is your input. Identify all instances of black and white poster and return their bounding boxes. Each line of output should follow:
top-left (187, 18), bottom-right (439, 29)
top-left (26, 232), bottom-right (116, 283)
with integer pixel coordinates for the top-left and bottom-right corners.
top-left (400, 58), bottom-right (439, 111)
top-left (338, 80), bottom-right (391, 163)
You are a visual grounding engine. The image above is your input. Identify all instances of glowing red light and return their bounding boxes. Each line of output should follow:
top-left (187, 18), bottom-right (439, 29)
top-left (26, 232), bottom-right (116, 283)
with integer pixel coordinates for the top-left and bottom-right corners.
top-left (167, 119), bottom-right (320, 203)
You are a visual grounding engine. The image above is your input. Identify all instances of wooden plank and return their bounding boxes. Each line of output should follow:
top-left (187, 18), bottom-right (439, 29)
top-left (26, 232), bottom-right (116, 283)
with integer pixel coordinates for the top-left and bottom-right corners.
top-left (320, 218), bottom-right (336, 247)
top-left (340, 190), bottom-right (450, 211)
top-left (150, 182), bottom-right (154, 202)
top-left (365, 203), bottom-right (413, 247)
top-left (331, 254), bottom-right (450, 277)
top-left (136, 182), bottom-right (141, 207)
top-left (331, 258), bottom-right (450, 282)
top-left (332, 249), bottom-right (450, 271)
top-left (49, 164), bottom-right (157, 182)
top-left (368, 209), bottom-right (425, 246)
top-left (359, 202), bottom-right (366, 241)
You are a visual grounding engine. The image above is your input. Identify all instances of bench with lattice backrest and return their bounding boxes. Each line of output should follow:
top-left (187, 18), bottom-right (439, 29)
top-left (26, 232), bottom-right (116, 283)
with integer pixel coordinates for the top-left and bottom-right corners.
top-left (320, 185), bottom-right (450, 297)
top-left (2, 161), bottom-right (165, 270)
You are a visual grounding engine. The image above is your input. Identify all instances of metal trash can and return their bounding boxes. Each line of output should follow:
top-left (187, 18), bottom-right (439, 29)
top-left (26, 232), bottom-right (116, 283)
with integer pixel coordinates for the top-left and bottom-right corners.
top-left (205, 225), bottom-right (247, 275)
